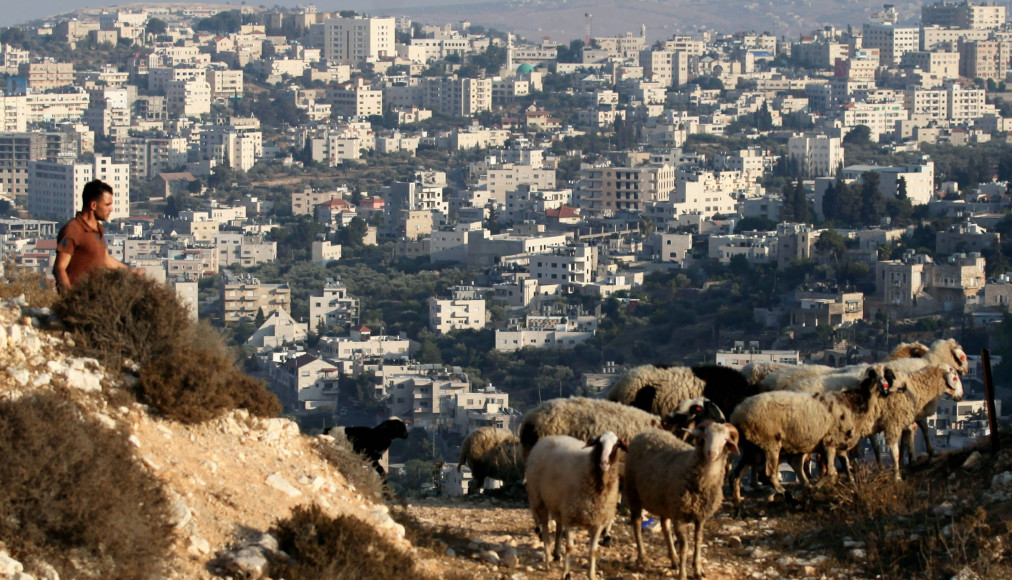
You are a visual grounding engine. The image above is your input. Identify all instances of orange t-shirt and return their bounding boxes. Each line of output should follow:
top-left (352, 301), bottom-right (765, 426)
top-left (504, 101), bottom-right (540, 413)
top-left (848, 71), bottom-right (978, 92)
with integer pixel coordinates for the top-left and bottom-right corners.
top-left (56, 213), bottom-right (108, 287)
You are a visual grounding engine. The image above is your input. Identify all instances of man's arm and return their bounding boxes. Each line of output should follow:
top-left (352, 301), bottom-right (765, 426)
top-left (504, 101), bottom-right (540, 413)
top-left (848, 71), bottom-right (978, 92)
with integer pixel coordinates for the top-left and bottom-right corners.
top-left (53, 251), bottom-right (72, 292)
top-left (105, 252), bottom-right (128, 270)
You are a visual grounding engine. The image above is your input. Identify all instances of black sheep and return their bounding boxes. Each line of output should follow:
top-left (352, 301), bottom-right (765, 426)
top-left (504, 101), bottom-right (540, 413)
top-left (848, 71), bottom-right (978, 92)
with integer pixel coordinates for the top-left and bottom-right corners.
top-left (335, 418), bottom-right (409, 477)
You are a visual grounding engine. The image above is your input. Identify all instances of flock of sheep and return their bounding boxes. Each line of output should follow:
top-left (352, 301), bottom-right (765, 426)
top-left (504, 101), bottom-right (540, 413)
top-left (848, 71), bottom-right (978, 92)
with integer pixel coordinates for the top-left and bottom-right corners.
top-left (456, 338), bottom-right (969, 580)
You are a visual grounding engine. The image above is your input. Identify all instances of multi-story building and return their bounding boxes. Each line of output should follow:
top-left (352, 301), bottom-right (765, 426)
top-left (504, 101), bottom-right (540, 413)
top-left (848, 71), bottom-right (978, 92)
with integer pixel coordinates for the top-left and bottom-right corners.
top-left (494, 314), bottom-right (597, 352)
top-left (428, 285), bottom-right (486, 334)
top-left (327, 77), bottom-right (383, 117)
top-left (922, 1), bottom-right (1006, 29)
top-left (875, 251), bottom-right (985, 313)
top-left (291, 186), bottom-right (349, 215)
top-left (576, 162), bottom-right (675, 217)
top-left (862, 23), bottom-right (920, 65)
top-left (148, 66), bottom-right (204, 94)
top-left (529, 244), bottom-right (597, 288)
top-left (421, 76), bottom-right (492, 117)
top-left (715, 343), bottom-right (801, 369)
top-left (787, 133), bottom-right (844, 178)
top-left (206, 68), bottom-right (244, 99)
top-left (166, 78), bottom-right (211, 117)
top-left (200, 117), bottom-right (262, 171)
top-left (901, 51), bottom-right (959, 79)
top-left (322, 15), bottom-right (395, 64)
top-left (309, 279), bottom-right (361, 332)
top-left (212, 232), bottom-right (277, 268)
top-left (27, 155), bottom-right (128, 221)
top-left (790, 288), bottom-right (865, 329)
top-left (958, 40), bottom-right (1012, 80)
top-left (484, 163), bottom-right (556, 205)
top-left (273, 353), bottom-right (341, 411)
top-left (221, 275), bottom-right (292, 323)
top-left (18, 61), bottom-right (75, 91)
top-left (0, 132), bottom-right (76, 200)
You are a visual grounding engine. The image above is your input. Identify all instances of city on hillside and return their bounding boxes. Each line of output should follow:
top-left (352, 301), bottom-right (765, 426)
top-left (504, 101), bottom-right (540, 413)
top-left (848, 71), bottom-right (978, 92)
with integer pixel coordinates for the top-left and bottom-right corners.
top-left (2, 1), bottom-right (1012, 492)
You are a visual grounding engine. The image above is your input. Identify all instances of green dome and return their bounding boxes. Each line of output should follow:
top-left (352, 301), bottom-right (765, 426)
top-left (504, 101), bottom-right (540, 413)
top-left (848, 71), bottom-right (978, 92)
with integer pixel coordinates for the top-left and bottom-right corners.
top-left (516, 63), bottom-right (535, 74)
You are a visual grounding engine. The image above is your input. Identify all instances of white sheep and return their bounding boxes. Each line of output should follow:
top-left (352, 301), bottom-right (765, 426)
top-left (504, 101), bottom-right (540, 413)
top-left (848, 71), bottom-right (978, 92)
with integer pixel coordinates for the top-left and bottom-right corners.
top-left (758, 341), bottom-right (929, 393)
top-left (878, 338), bottom-right (968, 460)
top-left (740, 360), bottom-right (788, 386)
top-left (871, 362), bottom-right (964, 480)
top-left (729, 366), bottom-right (888, 500)
top-left (519, 397), bottom-right (665, 460)
top-left (624, 421), bottom-right (740, 580)
top-left (525, 432), bottom-right (626, 580)
top-left (457, 427), bottom-right (523, 494)
top-left (606, 363), bottom-right (756, 419)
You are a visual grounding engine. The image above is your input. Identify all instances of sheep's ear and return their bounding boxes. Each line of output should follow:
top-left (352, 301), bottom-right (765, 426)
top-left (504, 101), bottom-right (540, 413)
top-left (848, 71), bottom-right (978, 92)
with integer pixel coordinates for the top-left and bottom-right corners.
top-left (617, 440), bottom-right (628, 451)
top-left (724, 425), bottom-right (740, 456)
top-left (684, 426), bottom-right (704, 441)
top-left (584, 435), bottom-right (601, 448)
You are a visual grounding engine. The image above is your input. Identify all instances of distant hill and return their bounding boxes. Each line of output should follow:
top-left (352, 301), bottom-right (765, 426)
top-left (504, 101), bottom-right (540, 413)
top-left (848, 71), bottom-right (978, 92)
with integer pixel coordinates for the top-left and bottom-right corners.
top-left (390, 0), bottom-right (929, 43)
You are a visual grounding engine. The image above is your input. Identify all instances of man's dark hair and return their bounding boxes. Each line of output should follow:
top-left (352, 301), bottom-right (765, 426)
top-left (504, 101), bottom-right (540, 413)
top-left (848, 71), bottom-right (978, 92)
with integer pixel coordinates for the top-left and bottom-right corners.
top-left (81, 180), bottom-right (113, 209)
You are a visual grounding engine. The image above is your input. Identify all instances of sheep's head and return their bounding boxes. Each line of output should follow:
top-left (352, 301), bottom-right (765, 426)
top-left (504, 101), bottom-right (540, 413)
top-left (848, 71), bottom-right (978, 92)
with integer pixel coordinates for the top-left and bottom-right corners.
top-left (663, 397), bottom-right (726, 439)
top-left (942, 365), bottom-right (964, 402)
top-left (586, 431), bottom-right (625, 474)
top-left (688, 421), bottom-right (740, 463)
top-left (951, 344), bottom-right (970, 375)
top-left (379, 418), bottom-right (409, 440)
top-left (859, 365), bottom-right (894, 398)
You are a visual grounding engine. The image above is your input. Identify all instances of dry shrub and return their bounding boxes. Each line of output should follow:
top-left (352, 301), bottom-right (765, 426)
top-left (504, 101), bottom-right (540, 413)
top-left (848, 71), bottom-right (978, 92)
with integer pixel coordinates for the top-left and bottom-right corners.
top-left (0, 262), bottom-right (58, 309)
top-left (138, 346), bottom-right (280, 424)
top-left (0, 391), bottom-right (172, 579)
top-left (270, 504), bottom-right (423, 580)
top-left (53, 269), bottom-right (191, 369)
top-left (317, 435), bottom-right (387, 502)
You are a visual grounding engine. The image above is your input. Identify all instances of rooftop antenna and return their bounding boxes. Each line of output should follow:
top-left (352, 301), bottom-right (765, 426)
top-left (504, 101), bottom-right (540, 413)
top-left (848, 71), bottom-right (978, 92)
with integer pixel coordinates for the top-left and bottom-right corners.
top-left (585, 13), bottom-right (592, 45)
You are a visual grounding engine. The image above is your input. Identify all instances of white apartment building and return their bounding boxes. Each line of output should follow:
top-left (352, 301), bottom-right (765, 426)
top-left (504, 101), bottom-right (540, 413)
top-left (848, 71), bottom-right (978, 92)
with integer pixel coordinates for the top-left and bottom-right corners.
top-left (201, 118), bottom-right (263, 171)
top-left (576, 163), bottom-right (675, 217)
top-left (328, 78), bottom-right (383, 117)
top-left (862, 23), bottom-right (920, 65)
top-left (308, 122), bottom-right (375, 165)
top-left (148, 67), bottom-right (204, 94)
top-left (922, 1), bottom-right (1006, 29)
top-left (715, 344), bottom-right (801, 369)
top-left (529, 245), bottom-right (597, 288)
top-left (837, 99), bottom-right (908, 140)
top-left (213, 232), bottom-right (277, 268)
top-left (428, 285), bottom-right (486, 334)
top-left (318, 329), bottom-right (411, 362)
top-left (668, 171), bottom-right (740, 217)
top-left (900, 51), bottom-right (959, 79)
top-left (708, 232), bottom-right (776, 264)
top-left (322, 16), bottom-right (395, 64)
top-left (206, 68), bottom-right (244, 99)
top-left (485, 163), bottom-right (556, 205)
top-left (166, 78), bottom-right (211, 118)
top-left (27, 155), bottom-right (129, 220)
top-left (116, 136), bottom-right (189, 179)
top-left (787, 133), bottom-right (844, 178)
top-left (494, 315), bottom-right (597, 352)
top-left (421, 76), bottom-right (492, 117)
top-left (947, 83), bottom-right (990, 121)
top-left (309, 279), bottom-right (361, 332)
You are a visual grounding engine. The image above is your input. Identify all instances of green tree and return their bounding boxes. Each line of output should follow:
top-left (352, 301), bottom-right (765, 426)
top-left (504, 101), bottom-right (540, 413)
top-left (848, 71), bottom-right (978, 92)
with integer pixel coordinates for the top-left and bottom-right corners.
top-left (145, 18), bottom-right (167, 35)
top-left (859, 172), bottom-right (885, 226)
top-left (254, 307), bottom-right (266, 327)
top-left (815, 229), bottom-right (847, 262)
top-left (843, 125), bottom-right (872, 146)
top-left (341, 217), bottom-right (368, 247)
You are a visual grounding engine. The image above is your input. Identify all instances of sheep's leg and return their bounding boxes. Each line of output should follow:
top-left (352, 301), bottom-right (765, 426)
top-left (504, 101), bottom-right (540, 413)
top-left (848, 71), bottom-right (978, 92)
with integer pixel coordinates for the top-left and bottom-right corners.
top-left (788, 454), bottom-right (810, 487)
top-left (819, 448), bottom-right (839, 486)
top-left (536, 513), bottom-right (552, 570)
top-left (900, 427), bottom-right (915, 464)
top-left (588, 525), bottom-right (603, 580)
top-left (871, 433), bottom-right (884, 466)
top-left (554, 520), bottom-right (565, 561)
top-left (692, 519), bottom-right (706, 579)
top-left (674, 522), bottom-right (689, 580)
top-left (628, 494), bottom-right (647, 565)
top-left (730, 456), bottom-right (748, 508)
top-left (763, 446), bottom-right (786, 495)
top-left (838, 449), bottom-right (854, 483)
top-left (885, 432), bottom-right (903, 481)
top-left (661, 518), bottom-right (678, 569)
top-left (561, 526), bottom-right (573, 580)
top-left (917, 416), bottom-right (936, 457)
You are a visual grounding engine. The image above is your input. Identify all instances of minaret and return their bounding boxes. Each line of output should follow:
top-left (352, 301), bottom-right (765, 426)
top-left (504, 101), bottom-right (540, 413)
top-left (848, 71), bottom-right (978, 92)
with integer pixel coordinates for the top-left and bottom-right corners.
top-left (506, 32), bottom-right (514, 76)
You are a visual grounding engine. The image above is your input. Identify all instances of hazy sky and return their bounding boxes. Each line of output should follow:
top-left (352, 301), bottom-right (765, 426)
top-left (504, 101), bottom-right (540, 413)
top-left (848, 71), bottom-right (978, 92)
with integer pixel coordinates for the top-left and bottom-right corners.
top-left (0, 0), bottom-right (455, 28)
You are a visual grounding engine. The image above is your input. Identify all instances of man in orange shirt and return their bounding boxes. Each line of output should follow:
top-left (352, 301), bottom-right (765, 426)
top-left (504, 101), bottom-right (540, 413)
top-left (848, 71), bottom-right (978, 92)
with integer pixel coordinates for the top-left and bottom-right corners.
top-left (53, 179), bottom-right (128, 291)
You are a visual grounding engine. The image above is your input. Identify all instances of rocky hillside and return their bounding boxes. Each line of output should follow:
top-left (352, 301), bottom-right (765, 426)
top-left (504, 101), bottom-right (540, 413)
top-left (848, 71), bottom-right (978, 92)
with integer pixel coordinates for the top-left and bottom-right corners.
top-left (2, 293), bottom-right (1011, 579)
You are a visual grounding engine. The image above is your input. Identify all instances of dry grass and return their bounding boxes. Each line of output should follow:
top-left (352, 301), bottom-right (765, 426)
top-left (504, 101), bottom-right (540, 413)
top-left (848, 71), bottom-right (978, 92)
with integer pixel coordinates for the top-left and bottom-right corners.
top-left (0, 391), bottom-right (173, 579)
top-left (0, 263), bottom-right (58, 309)
top-left (270, 504), bottom-right (427, 580)
top-left (316, 435), bottom-right (388, 503)
top-left (53, 269), bottom-right (191, 369)
top-left (138, 346), bottom-right (280, 424)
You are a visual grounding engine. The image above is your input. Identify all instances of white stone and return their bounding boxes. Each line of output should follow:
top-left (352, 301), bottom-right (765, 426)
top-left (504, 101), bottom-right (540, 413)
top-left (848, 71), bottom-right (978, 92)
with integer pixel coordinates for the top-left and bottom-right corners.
top-left (66, 368), bottom-right (102, 392)
top-left (229, 547), bottom-right (268, 577)
top-left (7, 324), bottom-right (22, 345)
top-left (92, 413), bottom-right (117, 430)
top-left (0, 326), bottom-right (8, 349)
top-left (128, 435), bottom-right (141, 447)
top-left (169, 501), bottom-right (192, 529)
top-left (266, 473), bottom-right (302, 497)
top-left (46, 360), bottom-right (69, 376)
top-left (501, 547), bottom-right (519, 568)
top-left (8, 367), bottom-right (29, 386)
top-left (31, 373), bottom-right (51, 387)
top-left (992, 471), bottom-right (1012, 489)
top-left (0, 551), bottom-right (24, 575)
top-left (479, 549), bottom-right (500, 566)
